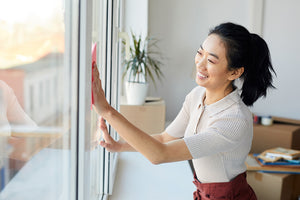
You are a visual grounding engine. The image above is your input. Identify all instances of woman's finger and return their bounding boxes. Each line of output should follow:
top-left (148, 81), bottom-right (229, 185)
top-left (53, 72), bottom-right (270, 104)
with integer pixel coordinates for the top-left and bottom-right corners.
top-left (92, 76), bottom-right (100, 92)
top-left (99, 117), bottom-right (108, 131)
top-left (99, 141), bottom-right (114, 152)
top-left (92, 67), bottom-right (100, 90)
top-left (102, 128), bottom-right (112, 143)
top-left (99, 140), bottom-right (109, 149)
top-left (99, 118), bottom-right (114, 144)
top-left (92, 65), bottom-right (111, 116)
top-left (93, 66), bottom-right (102, 90)
top-left (92, 63), bottom-right (99, 76)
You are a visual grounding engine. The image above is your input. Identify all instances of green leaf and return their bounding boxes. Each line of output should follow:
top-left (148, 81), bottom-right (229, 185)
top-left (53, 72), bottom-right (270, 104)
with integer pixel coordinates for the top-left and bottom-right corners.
top-left (122, 32), bottom-right (165, 87)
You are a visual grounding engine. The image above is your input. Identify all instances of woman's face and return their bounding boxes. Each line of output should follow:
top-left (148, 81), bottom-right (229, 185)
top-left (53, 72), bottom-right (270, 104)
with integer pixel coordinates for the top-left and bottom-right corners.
top-left (195, 34), bottom-right (234, 92)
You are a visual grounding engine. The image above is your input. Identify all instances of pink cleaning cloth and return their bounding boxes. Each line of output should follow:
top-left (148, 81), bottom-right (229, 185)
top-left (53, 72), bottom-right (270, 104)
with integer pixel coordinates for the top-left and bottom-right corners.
top-left (91, 43), bottom-right (97, 108)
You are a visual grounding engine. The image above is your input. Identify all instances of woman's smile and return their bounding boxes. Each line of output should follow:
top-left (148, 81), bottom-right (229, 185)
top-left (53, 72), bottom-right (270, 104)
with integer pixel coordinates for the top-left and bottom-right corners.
top-left (197, 71), bottom-right (208, 80)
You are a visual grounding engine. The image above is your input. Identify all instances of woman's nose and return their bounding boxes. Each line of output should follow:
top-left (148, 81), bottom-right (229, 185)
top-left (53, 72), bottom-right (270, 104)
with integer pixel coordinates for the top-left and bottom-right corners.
top-left (196, 59), bottom-right (206, 69)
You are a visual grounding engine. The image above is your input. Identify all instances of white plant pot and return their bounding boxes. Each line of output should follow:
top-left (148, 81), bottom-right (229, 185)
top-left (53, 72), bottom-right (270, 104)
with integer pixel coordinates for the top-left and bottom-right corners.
top-left (125, 82), bottom-right (149, 105)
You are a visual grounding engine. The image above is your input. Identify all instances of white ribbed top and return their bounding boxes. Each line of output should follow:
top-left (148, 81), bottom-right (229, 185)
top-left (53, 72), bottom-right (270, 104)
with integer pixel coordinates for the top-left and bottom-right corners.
top-left (165, 86), bottom-right (253, 183)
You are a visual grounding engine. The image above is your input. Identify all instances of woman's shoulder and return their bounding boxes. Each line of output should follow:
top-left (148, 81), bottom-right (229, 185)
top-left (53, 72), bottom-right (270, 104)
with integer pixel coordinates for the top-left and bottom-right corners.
top-left (0, 80), bottom-right (16, 102)
top-left (214, 89), bottom-right (252, 123)
top-left (0, 80), bottom-right (11, 91)
top-left (184, 86), bottom-right (205, 104)
top-left (222, 99), bottom-right (253, 124)
top-left (0, 80), bottom-right (13, 93)
top-left (0, 80), bottom-right (6, 86)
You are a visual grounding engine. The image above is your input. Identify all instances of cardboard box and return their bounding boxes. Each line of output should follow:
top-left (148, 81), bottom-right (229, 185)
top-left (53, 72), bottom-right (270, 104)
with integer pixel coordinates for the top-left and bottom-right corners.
top-left (292, 175), bottom-right (300, 200)
top-left (273, 116), bottom-right (300, 126)
top-left (120, 98), bottom-right (165, 135)
top-left (247, 171), bottom-right (296, 200)
top-left (251, 124), bottom-right (300, 154)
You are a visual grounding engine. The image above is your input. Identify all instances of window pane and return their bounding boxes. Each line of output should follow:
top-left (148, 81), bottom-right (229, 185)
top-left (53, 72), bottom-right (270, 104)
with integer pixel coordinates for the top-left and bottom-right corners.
top-left (88, 0), bottom-right (121, 197)
top-left (0, 0), bottom-right (76, 199)
top-left (90, 0), bottom-right (106, 197)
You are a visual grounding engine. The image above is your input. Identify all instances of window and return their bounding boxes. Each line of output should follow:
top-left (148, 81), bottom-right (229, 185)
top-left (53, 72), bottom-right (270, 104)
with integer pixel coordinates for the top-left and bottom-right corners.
top-left (0, 0), bottom-right (78, 199)
top-left (89, 0), bottom-right (122, 198)
top-left (0, 0), bottom-right (121, 199)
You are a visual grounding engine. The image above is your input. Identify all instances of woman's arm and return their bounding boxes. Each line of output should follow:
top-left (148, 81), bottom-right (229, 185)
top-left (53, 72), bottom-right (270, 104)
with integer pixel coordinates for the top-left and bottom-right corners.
top-left (99, 117), bottom-right (180, 152)
top-left (92, 66), bottom-right (192, 164)
top-left (102, 106), bottom-right (192, 164)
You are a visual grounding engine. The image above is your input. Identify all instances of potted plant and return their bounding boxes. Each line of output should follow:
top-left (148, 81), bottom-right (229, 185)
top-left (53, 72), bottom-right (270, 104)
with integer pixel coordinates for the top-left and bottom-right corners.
top-left (123, 32), bottom-right (164, 105)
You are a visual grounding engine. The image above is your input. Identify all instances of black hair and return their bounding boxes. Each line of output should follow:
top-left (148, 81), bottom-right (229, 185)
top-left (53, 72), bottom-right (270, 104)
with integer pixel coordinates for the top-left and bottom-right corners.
top-left (209, 22), bottom-right (276, 106)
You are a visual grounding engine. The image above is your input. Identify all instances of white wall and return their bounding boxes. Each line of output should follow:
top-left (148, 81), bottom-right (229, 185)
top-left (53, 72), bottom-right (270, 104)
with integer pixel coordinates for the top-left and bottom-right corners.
top-left (122, 0), bottom-right (148, 38)
top-left (147, 0), bottom-right (300, 122)
top-left (250, 0), bottom-right (300, 120)
top-left (148, 0), bottom-right (250, 121)
top-left (121, 0), bottom-right (148, 96)
top-left (123, 0), bottom-right (300, 122)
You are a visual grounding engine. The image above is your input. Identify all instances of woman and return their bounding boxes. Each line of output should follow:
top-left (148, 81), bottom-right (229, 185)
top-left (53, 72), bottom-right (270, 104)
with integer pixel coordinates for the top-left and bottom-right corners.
top-left (92, 22), bottom-right (276, 199)
top-left (0, 80), bottom-right (37, 136)
top-left (0, 80), bottom-right (37, 189)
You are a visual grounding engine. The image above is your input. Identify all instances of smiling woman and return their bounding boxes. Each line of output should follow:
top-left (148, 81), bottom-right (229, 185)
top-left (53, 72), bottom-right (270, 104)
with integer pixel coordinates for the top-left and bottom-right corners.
top-left (195, 34), bottom-right (240, 100)
top-left (92, 22), bottom-right (276, 200)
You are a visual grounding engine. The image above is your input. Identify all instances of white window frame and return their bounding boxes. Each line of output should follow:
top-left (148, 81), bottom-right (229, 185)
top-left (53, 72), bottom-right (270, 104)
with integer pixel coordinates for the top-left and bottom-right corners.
top-left (75, 0), bottom-right (121, 199)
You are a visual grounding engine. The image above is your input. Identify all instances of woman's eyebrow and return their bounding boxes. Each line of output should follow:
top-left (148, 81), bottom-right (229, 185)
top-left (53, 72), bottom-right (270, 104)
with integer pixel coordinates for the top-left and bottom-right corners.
top-left (200, 45), bottom-right (219, 60)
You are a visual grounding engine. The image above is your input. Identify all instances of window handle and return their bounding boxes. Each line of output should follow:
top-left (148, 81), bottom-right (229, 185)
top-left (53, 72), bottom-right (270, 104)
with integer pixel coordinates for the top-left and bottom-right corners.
top-left (118, 31), bottom-right (130, 61)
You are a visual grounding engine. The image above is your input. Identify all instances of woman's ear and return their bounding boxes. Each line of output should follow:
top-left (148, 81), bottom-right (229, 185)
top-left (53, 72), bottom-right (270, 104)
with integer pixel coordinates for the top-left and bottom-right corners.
top-left (229, 67), bottom-right (244, 80)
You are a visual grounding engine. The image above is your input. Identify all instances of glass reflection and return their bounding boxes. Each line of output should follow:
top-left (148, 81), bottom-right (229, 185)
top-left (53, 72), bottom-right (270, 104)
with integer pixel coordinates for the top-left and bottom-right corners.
top-left (0, 0), bottom-right (72, 199)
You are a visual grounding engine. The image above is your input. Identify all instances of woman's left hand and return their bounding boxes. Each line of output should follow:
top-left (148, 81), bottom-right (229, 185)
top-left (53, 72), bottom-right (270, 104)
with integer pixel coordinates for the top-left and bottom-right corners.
top-left (92, 63), bottom-right (111, 115)
top-left (98, 117), bottom-right (122, 152)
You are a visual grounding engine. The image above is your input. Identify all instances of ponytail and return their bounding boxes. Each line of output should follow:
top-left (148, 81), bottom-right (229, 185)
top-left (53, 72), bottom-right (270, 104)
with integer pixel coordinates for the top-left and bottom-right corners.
top-left (209, 22), bottom-right (276, 106)
top-left (241, 33), bottom-right (276, 106)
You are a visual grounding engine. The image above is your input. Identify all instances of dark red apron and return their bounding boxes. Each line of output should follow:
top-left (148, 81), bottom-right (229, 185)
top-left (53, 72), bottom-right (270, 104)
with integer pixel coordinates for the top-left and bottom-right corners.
top-left (193, 172), bottom-right (257, 200)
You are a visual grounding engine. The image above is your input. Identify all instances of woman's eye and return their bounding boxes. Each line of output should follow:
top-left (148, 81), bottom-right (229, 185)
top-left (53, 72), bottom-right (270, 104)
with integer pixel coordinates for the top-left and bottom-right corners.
top-left (208, 59), bottom-right (215, 64)
top-left (197, 50), bottom-right (202, 55)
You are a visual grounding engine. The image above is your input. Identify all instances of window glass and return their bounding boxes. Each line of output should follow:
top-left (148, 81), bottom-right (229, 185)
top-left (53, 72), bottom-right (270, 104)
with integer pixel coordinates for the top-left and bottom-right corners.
top-left (89, 0), bottom-right (104, 197)
top-left (0, 0), bottom-right (76, 199)
top-left (0, 0), bottom-right (121, 199)
top-left (89, 0), bottom-right (121, 197)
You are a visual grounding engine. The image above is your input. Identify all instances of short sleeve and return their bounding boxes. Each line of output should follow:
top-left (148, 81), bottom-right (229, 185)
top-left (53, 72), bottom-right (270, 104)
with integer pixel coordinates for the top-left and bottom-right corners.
top-left (183, 116), bottom-right (250, 159)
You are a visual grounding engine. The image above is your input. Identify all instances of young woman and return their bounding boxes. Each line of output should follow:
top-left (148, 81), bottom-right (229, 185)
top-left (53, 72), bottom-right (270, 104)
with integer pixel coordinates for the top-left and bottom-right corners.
top-left (92, 22), bottom-right (276, 200)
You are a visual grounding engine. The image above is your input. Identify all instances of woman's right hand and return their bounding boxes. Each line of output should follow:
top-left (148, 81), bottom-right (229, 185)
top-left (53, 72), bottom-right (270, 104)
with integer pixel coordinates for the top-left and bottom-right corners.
top-left (92, 64), bottom-right (111, 116)
top-left (99, 117), bottom-right (122, 152)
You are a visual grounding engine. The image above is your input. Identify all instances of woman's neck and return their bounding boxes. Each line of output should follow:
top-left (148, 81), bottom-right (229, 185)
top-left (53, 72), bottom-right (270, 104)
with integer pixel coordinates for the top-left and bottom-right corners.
top-left (204, 87), bottom-right (233, 105)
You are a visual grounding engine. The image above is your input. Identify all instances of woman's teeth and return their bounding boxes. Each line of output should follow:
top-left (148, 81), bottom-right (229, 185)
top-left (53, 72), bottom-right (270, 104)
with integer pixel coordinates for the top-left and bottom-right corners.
top-left (197, 72), bottom-right (208, 79)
